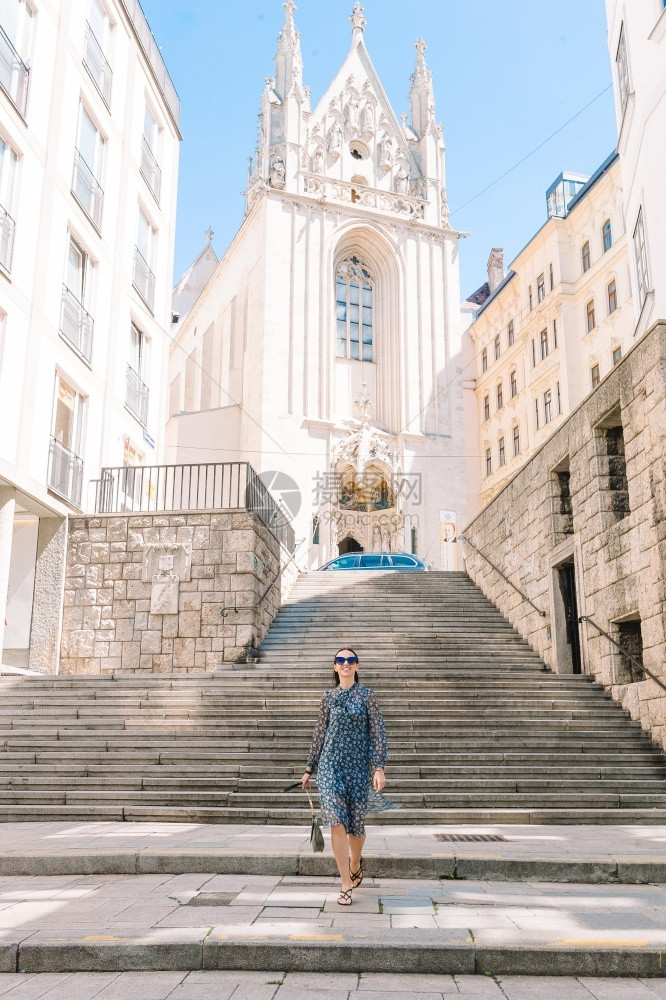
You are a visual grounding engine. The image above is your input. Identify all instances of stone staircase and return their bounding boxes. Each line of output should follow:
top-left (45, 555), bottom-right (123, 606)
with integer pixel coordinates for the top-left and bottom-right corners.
top-left (1, 570), bottom-right (666, 824)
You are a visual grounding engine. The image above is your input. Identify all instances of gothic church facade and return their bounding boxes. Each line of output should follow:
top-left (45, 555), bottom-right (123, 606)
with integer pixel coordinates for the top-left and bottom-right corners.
top-left (167, 3), bottom-right (468, 570)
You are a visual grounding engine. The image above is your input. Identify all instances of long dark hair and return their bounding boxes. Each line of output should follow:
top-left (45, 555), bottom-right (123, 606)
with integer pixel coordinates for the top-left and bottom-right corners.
top-left (333, 647), bottom-right (359, 686)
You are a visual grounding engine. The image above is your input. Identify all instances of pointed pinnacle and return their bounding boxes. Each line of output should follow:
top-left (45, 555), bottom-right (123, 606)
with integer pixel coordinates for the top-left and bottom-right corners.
top-left (350, 2), bottom-right (366, 35)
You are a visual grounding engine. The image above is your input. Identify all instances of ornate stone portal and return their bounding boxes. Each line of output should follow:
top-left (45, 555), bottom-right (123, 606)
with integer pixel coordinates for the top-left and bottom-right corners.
top-left (331, 383), bottom-right (404, 554)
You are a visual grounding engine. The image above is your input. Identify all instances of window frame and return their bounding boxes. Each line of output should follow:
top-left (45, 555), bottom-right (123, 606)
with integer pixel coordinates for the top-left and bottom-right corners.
top-left (496, 381), bottom-right (503, 411)
top-left (494, 334), bottom-right (501, 361)
top-left (633, 208), bottom-right (650, 306)
top-left (582, 241), bottom-right (591, 274)
top-left (483, 395), bottom-right (490, 422)
top-left (52, 372), bottom-right (86, 458)
top-left (510, 369), bottom-right (517, 399)
top-left (507, 319), bottom-right (514, 346)
top-left (513, 424), bottom-right (520, 457)
top-left (485, 448), bottom-right (492, 477)
top-left (616, 22), bottom-right (631, 113)
top-left (540, 328), bottom-right (549, 361)
top-left (481, 347), bottom-right (488, 373)
top-left (612, 346), bottom-right (622, 366)
top-left (608, 278), bottom-right (618, 315)
top-left (498, 436), bottom-right (506, 468)
top-left (586, 299), bottom-right (596, 333)
top-left (336, 255), bottom-right (374, 363)
top-left (544, 388), bottom-right (552, 424)
top-left (602, 218), bottom-right (613, 253)
top-left (537, 273), bottom-right (545, 303)
top-left (591, 364), bottom-right (600, 389)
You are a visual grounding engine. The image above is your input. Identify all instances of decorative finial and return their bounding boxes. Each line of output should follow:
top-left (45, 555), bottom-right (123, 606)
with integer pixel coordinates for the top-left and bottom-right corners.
top-left (350, 2), bottom-right (366, 35)
top-left (205, 226), bottom-right (214, 247)
top-left (355, 382), bottom-right (373, 424)
top-left (416, 37), bottom-right (427, 58)
top-left (284, 0), bottom-right (297, 17)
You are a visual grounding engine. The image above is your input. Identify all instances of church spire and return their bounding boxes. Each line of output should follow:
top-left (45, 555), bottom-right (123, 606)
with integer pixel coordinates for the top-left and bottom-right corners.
top-left (274, 0), bottom-right (303, 102)
top-left (350, 2), bottom-right (367, 38)
top-left (409, 37), bottom-right (436, 139)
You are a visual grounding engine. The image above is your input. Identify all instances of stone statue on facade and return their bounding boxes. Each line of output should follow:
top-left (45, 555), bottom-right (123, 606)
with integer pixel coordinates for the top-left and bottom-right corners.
top-left (378, 132), bottom-right (393, 173)
top-left (269, 154), bottom-right (286, 189)
top-left (328, 120), bottom-right (343, 158)
top-left (345, 93), bottom-right (360, 134)
top-left (395, 159), bottom-right (410, 195)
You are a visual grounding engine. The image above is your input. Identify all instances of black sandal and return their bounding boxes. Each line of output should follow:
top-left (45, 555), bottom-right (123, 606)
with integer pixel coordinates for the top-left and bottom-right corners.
top-left (337, 888), bottom-right (353, 906)
top-left (350, 860), bottom-right (363, 888)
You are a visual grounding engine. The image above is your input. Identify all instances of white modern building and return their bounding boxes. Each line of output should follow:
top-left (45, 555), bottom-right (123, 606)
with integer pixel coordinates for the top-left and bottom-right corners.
top-left (167, 3), bottom-right (468, 571)
top-left (0, 0), bottom-right (181, 669)
top-left (605, 0), bottom-right (666, 335)
top-left (466, 153), bottom-right (634, 510)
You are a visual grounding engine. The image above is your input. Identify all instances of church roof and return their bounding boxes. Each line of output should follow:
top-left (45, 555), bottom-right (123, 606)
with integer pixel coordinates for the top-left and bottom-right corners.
top-left (172, 229), bottom-right (219, 325)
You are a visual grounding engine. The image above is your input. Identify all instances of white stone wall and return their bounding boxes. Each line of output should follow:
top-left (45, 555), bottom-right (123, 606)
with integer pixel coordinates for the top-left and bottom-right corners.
top-left (467, 157), bottom-right (634, 514)
top-left (605, 0), bottom-right (666, 335)
top-left (463, 322), bottom-right (666, 748)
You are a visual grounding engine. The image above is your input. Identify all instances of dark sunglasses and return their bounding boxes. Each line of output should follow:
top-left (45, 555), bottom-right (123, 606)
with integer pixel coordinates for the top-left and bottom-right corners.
top-left (335, 656), bottom-right (358, 665)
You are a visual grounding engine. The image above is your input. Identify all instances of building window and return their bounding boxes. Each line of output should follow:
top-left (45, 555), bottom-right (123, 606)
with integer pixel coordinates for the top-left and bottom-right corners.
top-left (531, 339), bottom-right (536, 368)
top-left (537, 273), bottom-right (545, 302)
top-left (602, 219), bottom-right (613, 253)
top-left (510, 370), bottom-right (517, 398)
top-left (481, 347), bottom-right (488, 373)
top-left (540, 328), bottom-right (548, 361)
top-left (126, 323), bottom-right (149, 425)
top-left (134, 207), bottom-right (156, 309)
top-left (633, 208), bottom-right (650, 305)
top-left (534, 398), bottom-right (540, 431)
top-left (141, 102), bottom-right (162, 203)
top-left (544, 389), bottom-right (552, 424)
top-left (48, 375), bottom-right (85, 506)
top-left (507, 319), bottom-right (514, 346)
top-left (616, 22), bottom-right (630, 112)
top-left (528, 286), bottom-right (533, 311)
top-left (336, 255), bottom-right (373, 362)
top-left (586, 300), bottom-right (596, 332)
top-left (613, 346), bottom-right (622, 366)
top-left (591, 364), bottom-right (600, 389)
top-left (72, 104), bottom-right (105, 229)
top-left (496, 382), bottom-right (503, 411)
top-left (557, 381), bottom-right (561, 415)
top-left (121, 438), bottom-right (144, 508)
top-left (483, 395), bottom-right (490, 422)
top-left (608, 279), bottom-right (618, 314)
top-left (0, 136), bottom-right (17, 274)
top-left (60, 235), bottom-right (95, 361)
top-left (494, 334), bottom-right (501, 361)
top-left (582, 241), bottom-right (591, 273)
top-left (84, 0), bottom-right (113, 105)
top-left (549, 263), bottom-right (554, 291)
top-left (513, 425), bottom-right (520, 457)
top-left (0, 0), bottom-right (33, 116)
top-left (485, 448), bottom-right (492, 477)
top-left (498, 437), bottom-right (506, 468)
top-left (312, 516), bottom-right (320, 546)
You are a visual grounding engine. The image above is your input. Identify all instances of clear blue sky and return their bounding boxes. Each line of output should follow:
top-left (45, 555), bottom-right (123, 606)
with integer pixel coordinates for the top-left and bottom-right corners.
top-left (141, 0), bottom-right (618, 298)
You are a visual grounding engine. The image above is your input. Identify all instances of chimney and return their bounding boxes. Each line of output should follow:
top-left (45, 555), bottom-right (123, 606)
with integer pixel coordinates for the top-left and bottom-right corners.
top-left (487, 248), bottom-right (504, 293)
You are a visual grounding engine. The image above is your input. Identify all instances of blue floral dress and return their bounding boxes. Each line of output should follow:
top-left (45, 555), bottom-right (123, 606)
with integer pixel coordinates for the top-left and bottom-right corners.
top-left (306, 683), bottom-right (387, 837)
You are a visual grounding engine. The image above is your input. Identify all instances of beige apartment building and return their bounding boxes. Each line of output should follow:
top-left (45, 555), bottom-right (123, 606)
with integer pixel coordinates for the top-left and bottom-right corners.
top-left (466, 153), bottom-right (634, 510)
top-left (0, 0), bottom-right (180, 670)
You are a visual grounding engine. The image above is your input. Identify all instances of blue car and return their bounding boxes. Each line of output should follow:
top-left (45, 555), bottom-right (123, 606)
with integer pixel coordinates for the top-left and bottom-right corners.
top-left (319, 552), bottom-right (427, 571)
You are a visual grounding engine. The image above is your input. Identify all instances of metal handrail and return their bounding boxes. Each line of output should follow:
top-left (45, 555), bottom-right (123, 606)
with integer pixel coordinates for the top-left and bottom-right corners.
top-left (578, 615), bottom-right (665, 693)
top-left (0, 203), bottom-right (15, 274)
top-left (125, 364), bottom-right (149, 425)
top-left (72, 150), bottom-right (104, 229)
top-left (0, 23), bottom-right (30, 117)
top-left (459, 534), bottom-right (548, 618)
top-left (83, 22), bottom-right (112, 105)
top-left (118, 0), bottom-right (180, 128)
top-left (133, 245), bottom-right (155, 308)
top-left (140, 134), bottom-right (161, 203)
top-left (60, 284), bottom-right (94, 361)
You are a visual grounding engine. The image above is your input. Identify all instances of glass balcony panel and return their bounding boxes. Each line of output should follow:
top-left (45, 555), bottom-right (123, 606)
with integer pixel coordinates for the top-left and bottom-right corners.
top-left (126, 364), bottom-right (149, 425)
top-left (0, 204), bottom-right (15, 273)
top-left (133, 246), bottom-right (155, 309)
top-left (72, 150), bottom-right (104, 229)
top-left (60, 285), bottom-right (94, 361)
top-left (83, 22), bottom-right (112, 105)
top-left (48, 436), bottom-right (84, 507)
top-left (0, 25), bottom-right (30, 117)
top-left (140, 135), bottom-right (161, 203)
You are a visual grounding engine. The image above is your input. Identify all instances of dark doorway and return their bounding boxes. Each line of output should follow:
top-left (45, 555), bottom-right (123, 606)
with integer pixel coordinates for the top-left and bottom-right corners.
top-left (338, 536), bottom-right (363, 555)
top-left (558, 560), bottom-right (582, 675)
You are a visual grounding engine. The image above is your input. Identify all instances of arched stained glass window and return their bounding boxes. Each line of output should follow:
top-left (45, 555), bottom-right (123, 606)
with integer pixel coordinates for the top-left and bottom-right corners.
top-left (336, 256), bottom-right (373, 362)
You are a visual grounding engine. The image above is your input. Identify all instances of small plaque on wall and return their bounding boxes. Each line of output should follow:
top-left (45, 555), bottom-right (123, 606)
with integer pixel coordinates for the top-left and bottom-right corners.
top-left (151, 578), bottom-right (179, 615)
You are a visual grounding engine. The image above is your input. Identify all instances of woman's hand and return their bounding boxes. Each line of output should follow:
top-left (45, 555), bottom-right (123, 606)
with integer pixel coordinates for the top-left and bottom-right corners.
top-left (301, 771), bottom-right (312, 789)
top-left (373, 768), bottom-right (386, 793)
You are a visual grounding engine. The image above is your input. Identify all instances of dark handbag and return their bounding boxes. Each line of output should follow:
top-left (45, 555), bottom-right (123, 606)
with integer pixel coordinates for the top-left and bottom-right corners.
top-left (305, 787), bottom-right (325, 853)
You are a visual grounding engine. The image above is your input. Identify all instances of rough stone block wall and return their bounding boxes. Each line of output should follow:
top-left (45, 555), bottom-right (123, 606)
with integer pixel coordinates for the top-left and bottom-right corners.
top-left (60, 511), bottom-right (285, 674)
top-left (463, 322), bottom-right (666, 747)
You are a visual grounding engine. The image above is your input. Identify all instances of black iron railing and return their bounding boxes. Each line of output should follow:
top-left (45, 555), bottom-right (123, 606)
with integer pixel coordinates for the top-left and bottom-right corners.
top-left (93, 461), bottom-right (296, 553)
top-left (459, 534), bottom-right (548, 618)
top-left (579, 615), bottom-right (664, 692)
top-left (83, 22), bottom-right (112, 105)
top-left (48, 437), bottom-right (84, 507)
top-left (0, 24), bottom-right (30, 117)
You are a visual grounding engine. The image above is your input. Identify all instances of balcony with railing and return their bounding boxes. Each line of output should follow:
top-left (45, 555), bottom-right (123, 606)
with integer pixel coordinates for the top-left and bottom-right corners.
top-left (48, 436), bottom-right (84, 507)
top-left (93, 461), bottom-right (296, 553)
top-left (83, 22), bottom-right (112, 106)
top-left (0, 24), bottom-right (30, 117)
top-left (72, 150), bottom-right (104, 230)
top-left (118, 0), bottom-right (180, 129)
top-left (0, 204), bottom-right (15, 273)
top-left (126, 363), bottom-right (149, 425)
top-left (60, 285), bottom-right (94, 361)
top-left (132, 246), bottom-right (155, 309)
top-left (140, 135), bottom-right (161, 203)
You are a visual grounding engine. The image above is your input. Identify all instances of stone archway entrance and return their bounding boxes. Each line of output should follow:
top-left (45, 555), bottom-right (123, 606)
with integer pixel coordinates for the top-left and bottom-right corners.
top-left (338, 536), bottom-right (363, 555)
